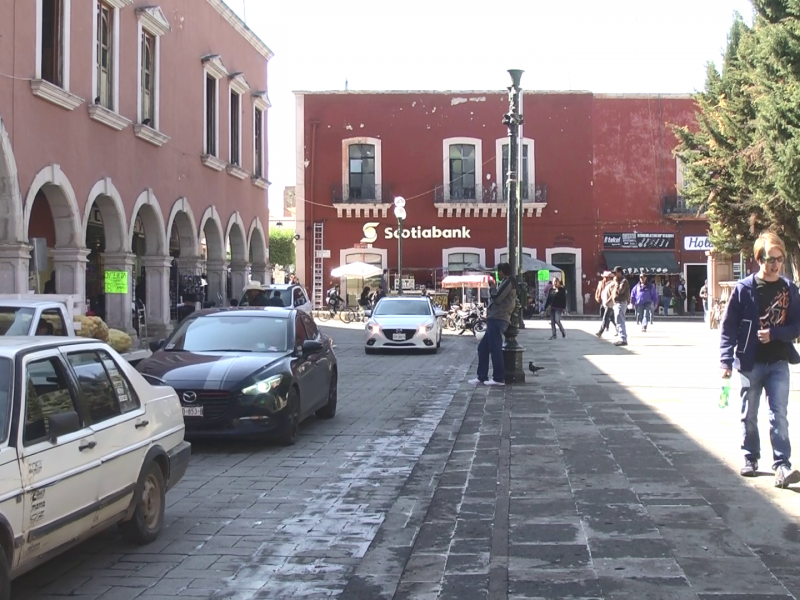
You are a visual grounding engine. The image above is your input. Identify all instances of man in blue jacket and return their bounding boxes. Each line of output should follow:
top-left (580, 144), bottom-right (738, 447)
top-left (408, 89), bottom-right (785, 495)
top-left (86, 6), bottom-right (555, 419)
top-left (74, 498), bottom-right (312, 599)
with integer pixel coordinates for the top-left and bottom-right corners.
top-left (721, 232), bottom-right (800, 488)
top-left (632, 274), bottom-right (659, 332)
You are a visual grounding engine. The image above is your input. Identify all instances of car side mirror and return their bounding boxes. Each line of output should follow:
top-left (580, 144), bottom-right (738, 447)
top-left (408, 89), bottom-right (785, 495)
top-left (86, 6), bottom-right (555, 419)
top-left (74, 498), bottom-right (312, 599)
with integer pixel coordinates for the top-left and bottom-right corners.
top-left (434, 309), bottom-right (447, 318)
top-left (48, 411), bottom-right (81, 442)
top-left (364, 310), bottom-right (372, 318)
top-left (301, 339), bottom-right (324, 354)
top-left (149, 339), bottom-right (166, 353)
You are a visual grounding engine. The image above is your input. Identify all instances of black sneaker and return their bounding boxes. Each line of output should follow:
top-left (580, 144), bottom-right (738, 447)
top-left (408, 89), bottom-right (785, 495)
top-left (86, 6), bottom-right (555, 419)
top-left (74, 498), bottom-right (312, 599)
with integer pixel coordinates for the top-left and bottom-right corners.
top-left (775, 465), bottom-right (800, 488)
top-left (613, 340), bottom-right (627, 347)
top-left (740, 459), bottom-right (758, 477)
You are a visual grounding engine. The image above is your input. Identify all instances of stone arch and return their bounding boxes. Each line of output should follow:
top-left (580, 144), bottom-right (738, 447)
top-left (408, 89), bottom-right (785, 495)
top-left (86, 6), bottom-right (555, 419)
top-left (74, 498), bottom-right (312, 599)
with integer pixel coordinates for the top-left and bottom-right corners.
top-left (247, 216), bottom-right (267, 265)
top-left (198, 205), bottom-right (224, 261)
top-left (0, 115), bottom-right (23, 244)
top-left (166, 197), bottom-right (199, 257)
top-left (84, 178), bottom-right (129, 253)
top-left (226, 211), bottom-right (247, 263)
top-left (129, 189), bottom-right (168, 257)
top-left (23, 164), bottom-right (82, 247)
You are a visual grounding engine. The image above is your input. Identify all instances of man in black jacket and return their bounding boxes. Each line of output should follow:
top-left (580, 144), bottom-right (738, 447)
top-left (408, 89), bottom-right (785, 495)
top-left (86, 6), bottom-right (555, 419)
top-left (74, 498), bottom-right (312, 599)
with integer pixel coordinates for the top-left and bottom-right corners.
top-left (469, 263), bottom-right (516, 387)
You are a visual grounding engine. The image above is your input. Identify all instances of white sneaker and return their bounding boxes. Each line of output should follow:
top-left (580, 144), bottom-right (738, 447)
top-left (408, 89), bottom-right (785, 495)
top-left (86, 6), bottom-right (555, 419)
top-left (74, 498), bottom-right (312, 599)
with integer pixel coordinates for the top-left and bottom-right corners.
top-left (468, 378), bottom-right (483, 385)
top-left (485, 380), bottom-right (506, 387)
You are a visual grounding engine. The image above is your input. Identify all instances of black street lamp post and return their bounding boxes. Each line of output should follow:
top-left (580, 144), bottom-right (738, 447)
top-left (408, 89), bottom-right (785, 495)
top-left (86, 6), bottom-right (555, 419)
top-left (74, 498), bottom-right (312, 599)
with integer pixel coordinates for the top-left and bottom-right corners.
top-left (394, 197), bottom-right (406, 295)
top-left (501, 69), bottom-right (526, 383)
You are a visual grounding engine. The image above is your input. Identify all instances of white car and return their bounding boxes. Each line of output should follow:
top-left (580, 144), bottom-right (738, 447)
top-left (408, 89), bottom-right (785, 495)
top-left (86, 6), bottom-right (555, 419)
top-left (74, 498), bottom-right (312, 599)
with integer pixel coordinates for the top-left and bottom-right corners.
top-left (0, 337), bottom-right (190, 596)
top-left (365, 297), bottom-right (447, 354)
top-left (240, 283), bottom-right (312, 314)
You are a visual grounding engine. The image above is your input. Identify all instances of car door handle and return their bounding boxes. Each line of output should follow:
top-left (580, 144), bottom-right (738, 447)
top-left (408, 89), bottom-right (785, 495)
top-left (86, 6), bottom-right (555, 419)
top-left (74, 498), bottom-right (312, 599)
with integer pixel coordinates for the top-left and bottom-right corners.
top-left (79, 441), bottom-right (97, 451)
top-left (134, 420), bottom-right (150, 429)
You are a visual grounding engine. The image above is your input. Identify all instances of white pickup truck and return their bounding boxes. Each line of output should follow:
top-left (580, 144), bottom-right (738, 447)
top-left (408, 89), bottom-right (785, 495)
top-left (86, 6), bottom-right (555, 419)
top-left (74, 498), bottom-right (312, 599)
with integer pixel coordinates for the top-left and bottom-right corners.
top-left (0, 298), bottom-right (151, 366)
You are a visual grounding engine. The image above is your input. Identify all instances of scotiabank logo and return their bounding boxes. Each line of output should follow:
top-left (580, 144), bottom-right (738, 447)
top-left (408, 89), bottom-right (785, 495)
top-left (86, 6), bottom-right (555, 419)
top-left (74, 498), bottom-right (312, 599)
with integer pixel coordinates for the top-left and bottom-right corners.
top-left (361, 222), bottom-right (379, 243)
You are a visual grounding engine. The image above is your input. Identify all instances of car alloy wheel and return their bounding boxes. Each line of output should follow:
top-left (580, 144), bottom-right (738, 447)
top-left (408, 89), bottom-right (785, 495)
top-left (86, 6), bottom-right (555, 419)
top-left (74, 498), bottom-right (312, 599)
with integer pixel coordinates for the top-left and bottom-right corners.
top-left (279, 387), bottom-right (301, 446)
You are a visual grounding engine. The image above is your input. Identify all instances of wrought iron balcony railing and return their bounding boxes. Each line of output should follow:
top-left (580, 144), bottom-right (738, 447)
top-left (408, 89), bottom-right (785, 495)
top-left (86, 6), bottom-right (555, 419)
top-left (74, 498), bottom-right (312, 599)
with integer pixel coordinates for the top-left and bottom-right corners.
top-left (663, 195), bottom-right (703, 216)
top-left (434, 183), bottom-right (547, 204)
top-left (332, 183), bottom-right (392, 203)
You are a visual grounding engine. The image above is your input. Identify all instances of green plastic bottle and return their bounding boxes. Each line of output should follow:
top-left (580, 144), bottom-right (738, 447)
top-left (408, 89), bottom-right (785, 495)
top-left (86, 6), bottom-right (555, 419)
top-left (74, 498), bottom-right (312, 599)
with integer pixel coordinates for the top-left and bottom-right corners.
top-left (719, 377), bottom-right (731, 409)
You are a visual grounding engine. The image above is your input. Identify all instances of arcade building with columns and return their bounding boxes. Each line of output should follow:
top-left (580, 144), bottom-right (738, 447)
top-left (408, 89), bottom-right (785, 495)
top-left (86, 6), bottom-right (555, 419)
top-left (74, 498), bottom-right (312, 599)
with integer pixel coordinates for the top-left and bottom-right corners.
top-left (0, 0), bottom-right (272, 338)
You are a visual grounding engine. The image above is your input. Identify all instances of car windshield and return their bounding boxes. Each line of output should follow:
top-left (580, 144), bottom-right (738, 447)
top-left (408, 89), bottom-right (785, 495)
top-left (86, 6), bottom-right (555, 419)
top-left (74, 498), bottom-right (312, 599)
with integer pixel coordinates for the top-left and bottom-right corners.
top-left (0, 307), bottom-right (35, 336)
top-left (374, 300), bottom-right (432, 317)
top-left (166, 315), bottom-right (289, 352)
top-left (0, 358), bottom-right (10, 441)
top-left (240, 288), bottom-right (291, 307)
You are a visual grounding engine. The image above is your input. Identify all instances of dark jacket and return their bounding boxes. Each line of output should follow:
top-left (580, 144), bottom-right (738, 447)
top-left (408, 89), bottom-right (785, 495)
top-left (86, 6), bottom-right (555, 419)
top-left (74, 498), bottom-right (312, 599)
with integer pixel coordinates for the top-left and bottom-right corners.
top-left (611, 278), bottom-right (631, 305)
top-left (487, 277), bottom-right (517, 323)
top-left (720, 274), bottom-right (800, 372)
top-left (545, 287), bottom-right (567, 310)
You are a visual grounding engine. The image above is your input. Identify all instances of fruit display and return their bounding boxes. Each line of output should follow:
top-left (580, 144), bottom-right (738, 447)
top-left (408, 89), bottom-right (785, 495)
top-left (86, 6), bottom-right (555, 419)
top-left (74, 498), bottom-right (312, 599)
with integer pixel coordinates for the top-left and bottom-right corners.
top-left (73, 315), bottom-right (110, 342)
top-left (108, 328), bottom-right (132, 353)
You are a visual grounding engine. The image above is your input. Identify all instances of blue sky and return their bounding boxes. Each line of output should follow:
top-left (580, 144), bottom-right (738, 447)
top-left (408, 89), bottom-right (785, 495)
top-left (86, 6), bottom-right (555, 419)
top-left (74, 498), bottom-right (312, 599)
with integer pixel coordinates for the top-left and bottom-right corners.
top-left (222, 0), bottom-right (755, 213)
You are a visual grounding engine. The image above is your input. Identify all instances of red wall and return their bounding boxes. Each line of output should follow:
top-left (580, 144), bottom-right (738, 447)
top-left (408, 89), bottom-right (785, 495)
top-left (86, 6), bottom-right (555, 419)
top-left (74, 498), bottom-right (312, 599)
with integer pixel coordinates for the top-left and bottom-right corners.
top-left (300, 91), bottom-right (706, 305)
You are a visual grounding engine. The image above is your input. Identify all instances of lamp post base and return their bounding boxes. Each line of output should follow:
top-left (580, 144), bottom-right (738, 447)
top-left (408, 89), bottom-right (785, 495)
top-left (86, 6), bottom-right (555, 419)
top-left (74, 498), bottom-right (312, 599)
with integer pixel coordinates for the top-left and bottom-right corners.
top-left (502, 322), bottom-right (526, 384)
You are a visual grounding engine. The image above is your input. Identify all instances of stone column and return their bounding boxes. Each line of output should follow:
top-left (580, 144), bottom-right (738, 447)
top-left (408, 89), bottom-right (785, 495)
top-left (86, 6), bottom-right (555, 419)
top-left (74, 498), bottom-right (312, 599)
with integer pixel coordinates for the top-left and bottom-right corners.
top-left (205, 259), bottom-right (228, 307)
top-left (229, 260), bottom-right (250, 302)
top-left (51, 247), bottom-right (89, 300)
top-left (0, 243), bottom-right (31, 293)
top-left (250, 262), bottom-right (269, 286)
top-left (102, 252), bottom-right (136, 336)
top-left (140, 255), bottom-right (172, 340)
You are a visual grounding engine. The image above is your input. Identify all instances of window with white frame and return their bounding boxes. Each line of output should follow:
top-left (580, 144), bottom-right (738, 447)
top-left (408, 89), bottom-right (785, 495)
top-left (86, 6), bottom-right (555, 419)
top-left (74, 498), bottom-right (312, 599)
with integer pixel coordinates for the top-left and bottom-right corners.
top-left (205, 75), bottom-right (218, 156)
top-left (141, 30), bottom-right (155, 123)
top-left (442, 138), bottom-right (482, 202)
top-left (447, 252), bottom-right (480, 272)
top-left (229, 90), bottom-right (241, 165)
top-left (498, 251), bottom-right (533, 264)
top-left (676, 157), bottom-right (686, 193)
top-left (95, 1), bottom-right (114, 108)
top-left (135, 6), bottom-right (169, 134)
top-left (341, 138), bottom-right (382, 202)
top-left (41, 0), bottom-right (65, 87)
top-left (254, 107), bottom-right (264, 177)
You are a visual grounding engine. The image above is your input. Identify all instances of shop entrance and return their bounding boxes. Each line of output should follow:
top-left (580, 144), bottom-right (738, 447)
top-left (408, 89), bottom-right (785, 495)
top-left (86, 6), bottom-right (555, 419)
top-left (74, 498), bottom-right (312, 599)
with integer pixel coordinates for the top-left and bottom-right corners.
top-left (685, 263), bottom-right (707, 315)
top-left (551, 253), bottom-right (577, 312)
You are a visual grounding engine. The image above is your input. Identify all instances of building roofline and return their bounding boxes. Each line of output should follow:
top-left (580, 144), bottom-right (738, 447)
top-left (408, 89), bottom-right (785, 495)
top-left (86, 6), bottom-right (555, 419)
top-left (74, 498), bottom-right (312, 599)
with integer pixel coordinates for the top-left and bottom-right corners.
top-left (206, 0), bottom-right (274, 61)
top-left (292, 90), bottom-right (695, 99)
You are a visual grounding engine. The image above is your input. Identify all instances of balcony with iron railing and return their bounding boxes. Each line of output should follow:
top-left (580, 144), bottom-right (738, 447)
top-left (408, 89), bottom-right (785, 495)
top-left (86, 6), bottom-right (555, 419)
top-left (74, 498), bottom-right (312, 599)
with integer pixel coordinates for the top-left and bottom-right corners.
top-left (332, 183), bottom-right (392, 204)
top-left (663, 195), bottom-right (706, 219)
top-left (434, 183), bottom-right (547, 204)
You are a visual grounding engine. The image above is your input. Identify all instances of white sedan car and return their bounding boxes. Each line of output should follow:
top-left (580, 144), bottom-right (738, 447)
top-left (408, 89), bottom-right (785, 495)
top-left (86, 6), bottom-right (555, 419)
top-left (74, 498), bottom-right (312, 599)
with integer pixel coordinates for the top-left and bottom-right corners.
top-left (0, 337), bottom-right (189, 596)
top-left (365, 297), bottom-right (447, 354)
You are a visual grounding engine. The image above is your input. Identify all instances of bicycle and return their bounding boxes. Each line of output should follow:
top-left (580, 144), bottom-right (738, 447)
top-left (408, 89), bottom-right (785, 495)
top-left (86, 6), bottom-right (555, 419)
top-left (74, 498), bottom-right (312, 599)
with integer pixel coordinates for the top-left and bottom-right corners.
top-left (316, 304), bottom-right (356, 323)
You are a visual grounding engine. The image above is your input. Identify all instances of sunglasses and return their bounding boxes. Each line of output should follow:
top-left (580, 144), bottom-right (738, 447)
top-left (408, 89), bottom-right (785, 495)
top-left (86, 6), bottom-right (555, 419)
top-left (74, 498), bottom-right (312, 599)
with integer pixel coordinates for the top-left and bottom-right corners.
top-left (764, 255), bottom-right (785, 265)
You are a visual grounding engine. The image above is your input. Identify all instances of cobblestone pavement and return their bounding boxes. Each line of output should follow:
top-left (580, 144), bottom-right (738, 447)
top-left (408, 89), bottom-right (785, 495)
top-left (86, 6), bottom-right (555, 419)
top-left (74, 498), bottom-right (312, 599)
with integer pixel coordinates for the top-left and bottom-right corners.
top-left (14, 319), bottom-right (800, 599)
top-left (12, 324), bottom-right (475, 599)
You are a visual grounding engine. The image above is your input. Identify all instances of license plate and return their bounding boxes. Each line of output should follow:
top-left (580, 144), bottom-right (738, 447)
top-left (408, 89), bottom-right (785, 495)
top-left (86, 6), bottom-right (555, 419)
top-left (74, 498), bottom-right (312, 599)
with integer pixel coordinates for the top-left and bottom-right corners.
top-left (182, 406), bottom-right (203, 417)
top-left (392, 333), bottom-right (406, 341)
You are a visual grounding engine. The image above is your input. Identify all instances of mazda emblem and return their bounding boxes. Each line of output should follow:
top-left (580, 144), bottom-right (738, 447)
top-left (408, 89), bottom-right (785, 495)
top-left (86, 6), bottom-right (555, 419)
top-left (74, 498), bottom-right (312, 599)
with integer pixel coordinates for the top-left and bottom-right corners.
top-left (182, 391), bottom-right (197, 404)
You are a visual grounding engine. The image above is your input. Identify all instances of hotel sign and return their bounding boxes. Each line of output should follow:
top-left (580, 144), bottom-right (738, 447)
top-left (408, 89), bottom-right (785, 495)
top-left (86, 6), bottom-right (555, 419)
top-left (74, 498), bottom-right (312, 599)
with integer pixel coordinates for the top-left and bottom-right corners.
top-left (603, 232), bottom-right (675, 250)
top-left (684, 236), bottom-right (713, 251)
top-left (362, 222), bottom-right (471, 243)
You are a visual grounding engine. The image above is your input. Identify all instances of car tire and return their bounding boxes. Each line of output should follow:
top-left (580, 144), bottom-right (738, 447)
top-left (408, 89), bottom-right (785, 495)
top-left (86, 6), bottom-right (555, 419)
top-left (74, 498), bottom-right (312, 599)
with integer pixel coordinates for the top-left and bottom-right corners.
top-left (279, 387), bottom-right (301, 446)
top-left (120, 461), bottom-right (166, 545)
top-left (316, 370), bottom-right (338, 419)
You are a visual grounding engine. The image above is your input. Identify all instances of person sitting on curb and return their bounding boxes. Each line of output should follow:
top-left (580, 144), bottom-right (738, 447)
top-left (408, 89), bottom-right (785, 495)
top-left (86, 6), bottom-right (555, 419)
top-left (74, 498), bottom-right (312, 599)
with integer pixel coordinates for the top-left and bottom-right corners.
top-left (721, 231), bottom-right (800, 488)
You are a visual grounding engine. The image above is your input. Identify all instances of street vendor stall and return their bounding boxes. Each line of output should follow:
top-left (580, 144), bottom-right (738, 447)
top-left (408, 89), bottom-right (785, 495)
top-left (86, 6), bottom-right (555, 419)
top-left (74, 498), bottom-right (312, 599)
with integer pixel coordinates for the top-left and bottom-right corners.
top-left (441, 274), bottom-right (491, 307)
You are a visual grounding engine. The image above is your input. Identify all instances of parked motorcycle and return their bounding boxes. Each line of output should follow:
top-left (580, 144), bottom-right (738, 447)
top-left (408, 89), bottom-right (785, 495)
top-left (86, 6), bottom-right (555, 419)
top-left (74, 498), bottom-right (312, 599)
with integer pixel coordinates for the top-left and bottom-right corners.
top-left (452, 303), bottom-right (487, 336)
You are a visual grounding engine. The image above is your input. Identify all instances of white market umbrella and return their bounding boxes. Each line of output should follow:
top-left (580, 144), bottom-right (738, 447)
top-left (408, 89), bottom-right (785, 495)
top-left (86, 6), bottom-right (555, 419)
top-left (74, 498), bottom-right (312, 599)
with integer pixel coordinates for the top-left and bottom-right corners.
top-left (331, 262), bottom-right (382, 278)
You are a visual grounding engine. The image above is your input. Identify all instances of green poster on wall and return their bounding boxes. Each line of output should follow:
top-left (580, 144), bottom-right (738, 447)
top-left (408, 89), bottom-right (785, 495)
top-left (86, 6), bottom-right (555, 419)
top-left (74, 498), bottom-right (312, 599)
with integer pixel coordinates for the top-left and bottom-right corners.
top-left (104, 270), bottom-right (128, 294)
top-left (537, 270), bottom-right (550, 282)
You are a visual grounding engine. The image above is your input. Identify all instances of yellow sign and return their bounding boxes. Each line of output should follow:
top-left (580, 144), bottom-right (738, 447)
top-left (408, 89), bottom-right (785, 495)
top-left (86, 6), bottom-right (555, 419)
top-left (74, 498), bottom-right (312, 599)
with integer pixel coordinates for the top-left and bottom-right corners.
top-left (104, 271), bottom-right (128, 294)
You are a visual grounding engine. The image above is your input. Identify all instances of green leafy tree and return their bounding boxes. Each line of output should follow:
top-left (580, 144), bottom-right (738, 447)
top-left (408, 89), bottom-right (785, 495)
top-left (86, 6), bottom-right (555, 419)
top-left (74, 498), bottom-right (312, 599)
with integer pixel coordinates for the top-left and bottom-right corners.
top-left (268, 228), bottom-right (295, 270)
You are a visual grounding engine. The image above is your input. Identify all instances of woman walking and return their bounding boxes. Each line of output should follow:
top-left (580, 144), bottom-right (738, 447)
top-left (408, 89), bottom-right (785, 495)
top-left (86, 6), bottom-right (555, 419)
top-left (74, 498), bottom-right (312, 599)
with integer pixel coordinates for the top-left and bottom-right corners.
top-left (545, 278), bottom-right (567, 340)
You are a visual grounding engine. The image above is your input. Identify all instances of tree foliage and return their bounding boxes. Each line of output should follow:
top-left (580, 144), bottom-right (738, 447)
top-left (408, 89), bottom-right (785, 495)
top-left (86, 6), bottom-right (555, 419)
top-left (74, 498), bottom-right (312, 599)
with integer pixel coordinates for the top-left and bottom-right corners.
top-left (268, 228), bottom-right (295, 269)
top-left (674, 2), bottom-right (800, 276)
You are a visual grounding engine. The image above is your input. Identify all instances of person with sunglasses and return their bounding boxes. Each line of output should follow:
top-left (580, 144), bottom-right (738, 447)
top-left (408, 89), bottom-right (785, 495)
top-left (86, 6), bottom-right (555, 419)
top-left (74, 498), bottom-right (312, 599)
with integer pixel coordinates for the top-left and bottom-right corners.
top-left (721, 232), bottom-right (800, 488)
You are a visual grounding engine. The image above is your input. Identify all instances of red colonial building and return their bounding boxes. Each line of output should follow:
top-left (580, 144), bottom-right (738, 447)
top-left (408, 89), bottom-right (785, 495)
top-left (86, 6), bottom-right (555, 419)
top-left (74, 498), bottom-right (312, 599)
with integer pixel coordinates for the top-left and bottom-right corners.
top-left (294, 90), bottom-right (708, 314)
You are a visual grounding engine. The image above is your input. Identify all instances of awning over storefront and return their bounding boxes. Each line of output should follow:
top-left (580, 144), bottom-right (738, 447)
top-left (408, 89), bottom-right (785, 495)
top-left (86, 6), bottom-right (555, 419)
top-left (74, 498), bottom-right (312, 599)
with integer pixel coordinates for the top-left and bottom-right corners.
top-left (603, 251), bottom-right (681, 275)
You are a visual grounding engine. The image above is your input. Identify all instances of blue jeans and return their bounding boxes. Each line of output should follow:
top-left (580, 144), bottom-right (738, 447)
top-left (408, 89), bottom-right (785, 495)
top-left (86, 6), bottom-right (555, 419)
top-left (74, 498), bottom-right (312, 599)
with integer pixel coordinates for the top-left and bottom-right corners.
top-left (740, 361), bottom-right (792, 469)
top-left (613, 303), bottom-right (627, 342)
top-left (477, 318), bottom-right (507, 383)
top-left (550, 309), bottom-right (565, 337)
top-left (661, 297), bottom-right (670, 316)
top-left (635, 302), bottom-right (653, 328)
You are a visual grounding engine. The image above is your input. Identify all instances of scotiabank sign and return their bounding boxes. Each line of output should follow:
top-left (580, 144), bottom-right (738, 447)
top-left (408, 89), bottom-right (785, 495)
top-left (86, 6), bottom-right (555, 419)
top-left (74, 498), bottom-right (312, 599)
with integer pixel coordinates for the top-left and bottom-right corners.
top-left (361, 222), bottom-right (471, 243)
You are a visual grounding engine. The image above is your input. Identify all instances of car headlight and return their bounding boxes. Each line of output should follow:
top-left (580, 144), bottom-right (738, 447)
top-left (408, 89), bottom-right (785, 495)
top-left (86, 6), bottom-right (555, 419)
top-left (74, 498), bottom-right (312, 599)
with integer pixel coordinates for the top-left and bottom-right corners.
top-left (419, 322), bottom-right (434, 333)
top-left (367, 321), bottom-right (381, 334)
top-left (242, 374), bottom-right (283, 395)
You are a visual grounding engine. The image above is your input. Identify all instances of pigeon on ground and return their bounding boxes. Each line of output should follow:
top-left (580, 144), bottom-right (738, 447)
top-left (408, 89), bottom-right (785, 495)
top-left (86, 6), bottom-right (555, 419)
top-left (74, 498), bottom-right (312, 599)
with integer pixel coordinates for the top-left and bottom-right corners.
top-left (528, 362), bottom-right (545, 375)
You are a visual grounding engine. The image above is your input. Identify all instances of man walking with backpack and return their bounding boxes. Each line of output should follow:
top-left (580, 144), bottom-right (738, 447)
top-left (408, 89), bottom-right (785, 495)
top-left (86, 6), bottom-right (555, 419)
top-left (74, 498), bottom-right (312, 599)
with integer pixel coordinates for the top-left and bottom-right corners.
top-left (721, 232), bottom-right (800, 488)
